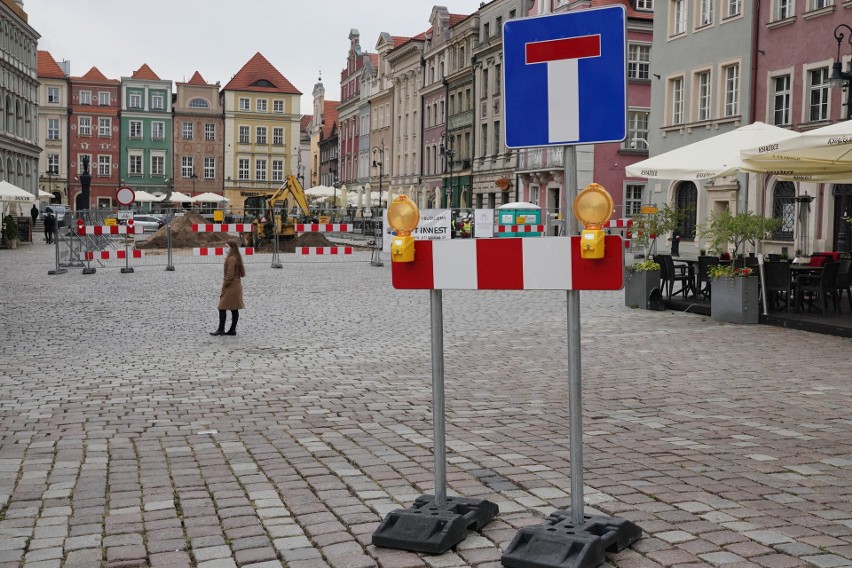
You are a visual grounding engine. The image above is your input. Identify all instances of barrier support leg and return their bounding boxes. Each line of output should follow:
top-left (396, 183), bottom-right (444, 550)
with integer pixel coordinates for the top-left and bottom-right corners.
top-left (271, 225), bottom-right (282, 269)
top-left (47, 232), bottom-right (67, 275)
top-left (372, 289), bottom-right (498, 554)
top-left (82, 235), bottom-right (96, 275)
top-left (166, 225), bottom-right (175, 271)
top-left (120, 235), bottom-right (134, 273)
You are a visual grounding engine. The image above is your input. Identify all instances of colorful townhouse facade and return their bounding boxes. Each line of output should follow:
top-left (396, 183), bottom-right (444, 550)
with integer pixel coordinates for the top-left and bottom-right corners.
top-left (222, 52), bottom-right (301, 208)
top-left (172, 71), bottom-right (224, 199)
top-left (36, 50), bottom-right (68, 203)
top-left (119, 65), bottom-right (173, 198)
top-left (338, 31), bottom-right (368, 186)
top-left (67, 66), bottom-right (120, 209)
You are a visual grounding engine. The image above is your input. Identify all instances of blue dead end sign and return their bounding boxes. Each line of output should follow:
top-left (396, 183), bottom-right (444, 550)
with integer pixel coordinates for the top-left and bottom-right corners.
top-left (503, 6), bottom-right (627, 148)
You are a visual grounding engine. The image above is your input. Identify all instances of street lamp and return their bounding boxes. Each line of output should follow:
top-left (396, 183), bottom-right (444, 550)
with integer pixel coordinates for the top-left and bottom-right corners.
top-left (45, 166), bottom-right (57, 202)
top-left (829, 23), bottom-right (852, 120)
top-left (440, 131), bottom-right (455, 209)
top-left (190, 173), bottom-right (198, 197)
top-left (372, 144), bottom-right (386, 216)
top-left (371, 143), bottom-right (386, 267)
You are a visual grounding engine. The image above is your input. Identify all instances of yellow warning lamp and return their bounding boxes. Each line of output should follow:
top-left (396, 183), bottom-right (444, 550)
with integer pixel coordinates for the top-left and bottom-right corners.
top-left (387, 195), bottom-right (420, 262)
top-left (573, 183), bottom-right (614, 259)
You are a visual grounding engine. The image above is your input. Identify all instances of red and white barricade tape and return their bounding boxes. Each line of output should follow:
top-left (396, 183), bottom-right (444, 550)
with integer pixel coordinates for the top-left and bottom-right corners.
top-left (77, 225), bottom-right (138, 236)
top-left (84, 250), bottom-right (144, 261)
top-left (392, 236), bottom-right (623, 290)
top-left (295, 247), bottom-right (353, 255)
top-left (193, 247), bottom-right (255, 256)
top-left (603, 218), bottom-right (633, 248)
top-left (295, 224), bottom-right (352, 232)
top-left (192, 223), bottom-right (253, 233)
top-left (497, 225), bottom-right (545, 233)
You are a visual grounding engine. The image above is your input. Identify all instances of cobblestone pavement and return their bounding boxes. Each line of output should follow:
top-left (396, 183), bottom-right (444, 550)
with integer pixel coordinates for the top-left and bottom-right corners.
top-left (1, 243), bottom-right (850, 568)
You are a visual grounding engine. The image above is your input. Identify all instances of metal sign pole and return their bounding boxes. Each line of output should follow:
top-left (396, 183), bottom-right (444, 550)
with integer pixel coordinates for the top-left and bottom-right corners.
top-left (430, 289), bottom-right (447, 506)
top-left (564, 144), bottom-right (584, 525)
top-left (166, 224), bottom-right (175, 271)
top-left (271, 220), bottom-right (282, 269)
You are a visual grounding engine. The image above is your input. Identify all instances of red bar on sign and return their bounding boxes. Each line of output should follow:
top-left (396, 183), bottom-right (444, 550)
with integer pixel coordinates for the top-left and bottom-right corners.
top-left (526, 35), bottom-right (601, 64)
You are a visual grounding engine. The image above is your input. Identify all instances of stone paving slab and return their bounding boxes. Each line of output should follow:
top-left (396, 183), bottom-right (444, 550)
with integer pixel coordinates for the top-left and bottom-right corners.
top-left (0, 243), bottom-right (850, 567)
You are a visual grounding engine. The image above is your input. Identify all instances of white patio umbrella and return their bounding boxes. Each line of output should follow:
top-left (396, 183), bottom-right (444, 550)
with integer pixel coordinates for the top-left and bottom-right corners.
top-left (0, 181), bottom-right (35, 203)
top-left (168, 191), bottom-right (193, 203)
top-left (357, 184), bottom-right (365, 210)
top-left (364, 185), bottom-right (372, 209)
top-left (133, 190), bottom-right (164, 203)
top-left (192, 192), bottom-right (229, 203)
top-left (38, 189), bottom-right (52, 200)
top-left (738, 120), bottom-right (852, 181)
top-left (305, 185), bottom-right (336, 198)
top-left (384, 186), bottom-right (394, 205)
top-left (337, 185), bottom-right (348, 208)
top-left (625, 122), bottom-right (800, 180)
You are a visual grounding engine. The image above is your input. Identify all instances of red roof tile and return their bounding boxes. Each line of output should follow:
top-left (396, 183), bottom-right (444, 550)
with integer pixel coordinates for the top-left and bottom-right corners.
top-left (300, 115), bottom-right (313, 132)
top-left (322, 100), bottom-right (339, 140)
top-left (224, 52), bottom-right (301, 95)
top-left (449, 13), bottom-right (470, 26)
top-left (37, 51), bottom-right (65, 79)
top-left (73, 66), bottom-right (119, 85)
top-left (187, 71), bottom-right (208, 86)
top-left (131, 63), bottom-right (161, 80)
top-left (391, 36), bottom-right (411, 48)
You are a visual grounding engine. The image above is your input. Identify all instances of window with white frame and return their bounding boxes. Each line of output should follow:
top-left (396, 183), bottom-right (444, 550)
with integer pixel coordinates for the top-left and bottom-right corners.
top-left (256, 126), bottom-right (267, 144)
top-left (129, 153), bottom-right (143, 175)
top-left (723, 63), bottom-right (740, 117)
top-left (625, 111), bottom-right (650, 149)
top-left (151, 94), bottom-right (164, 110)
top-left (129, 93), bottom-right (142, 108)
top-left (77, 116), bottom-right (91, 137)
top-left (47, 87), bottom-right (59, 103)
top-left (188, 98), bottom-right (209, 109)
top-left (98, 91), bottom-right (110, 106)
top-left (696, 71), bottom-right (712, 121)
top-left (726, 0), bottom-right (742, 16)
top-left (699, 0), bottom-right (714, 25)
top-left (809, 67), bottom-right (829, 122)
top-left (273, 100), bottom-right (284, 113)
top-left (98, 117), bottom-right (111, 137)
top-left (625, 184), bottom-right (644, 215)
top-left (628, 44), bottom-right (651, 80)
top-left (239, 125), bottom-right (249, 144)
top-left (775, 0), bottom-right (793, 19)
top-left (151, 154), bottom-right (165, 176)
top-left (671, 0), bottom-right (687, 35)
top-left (47, 118), bottom-right (59, 140)
top-left (772, 74), bottom-right (791, 125)
top-left (256, 158), bottom-right (267, 180)
top-left (151, 121), bottom-right (165, 140)
top-left (669, 76), bottom-right (684, 124)
top-left (47, 154), bottom-right (59, 173)
top-left (204, 157), bottom-right (215, 179)
top-left (129, 120), bottom-right (142, 139)
top-left (271, 160), bottom-right (283, 182)
top-left (256, 99), bottom-right (267, 112)
top-left (205, 123), bottom-right (215, 141)
top-left (273, 127), bottom-right (284, 145)
top-left (181, 156), bottom-right (194, 178)
top-left (238, 159), bottom-right (250, 180)
top-left (182, 122), bottom-right (193, 140)
top-left (80, 90), bottom-right (92, 105)
top-left (98, 155), bottom-right (110, 176)
top-left (239, 97), bottom-right (250, 111)
top-left (811, 0), bottom-right (832, 9)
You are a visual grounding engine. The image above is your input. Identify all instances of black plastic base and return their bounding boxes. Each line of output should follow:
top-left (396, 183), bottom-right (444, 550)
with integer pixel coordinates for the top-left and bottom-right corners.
top-left (502, 511), bottom-right (641, 568)
top-left (271, 263), bottom-right (283, 269)
top-left (82, 267), bottom-right (96, 274)
top-left (47, 269), bottom-right (67, 275)
top-left (120, 267), bottom-right (134, 273)
top-left (372, 494), bottom-right (499, 554)
top-left (166, 265), bottom-right (175, 271)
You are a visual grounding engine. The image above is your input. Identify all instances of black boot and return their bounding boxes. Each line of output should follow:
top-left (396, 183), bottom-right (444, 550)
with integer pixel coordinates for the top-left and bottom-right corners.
top-left (210, 310), bottom-right (226, 336)
top-left (225, 310), bottom-right (238, 335)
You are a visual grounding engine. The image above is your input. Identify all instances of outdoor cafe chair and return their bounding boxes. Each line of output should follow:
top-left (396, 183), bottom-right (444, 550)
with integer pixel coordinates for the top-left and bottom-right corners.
top-left (696, 255), bottom-right (720, 300)
top-left (761, 261), bottom-right (792, 313)
top-left (796, 261), bottom-right (840, 314)
top-left (836, 259), bottom-right (851, 313)
top-left (658, 254), bottom-right (692, 298)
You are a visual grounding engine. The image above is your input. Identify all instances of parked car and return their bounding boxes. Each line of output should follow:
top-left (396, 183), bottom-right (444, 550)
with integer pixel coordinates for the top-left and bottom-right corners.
top-left (129, 215), bottom-right (164, 233)
top-left (41, 204), bottom-right (69, 227)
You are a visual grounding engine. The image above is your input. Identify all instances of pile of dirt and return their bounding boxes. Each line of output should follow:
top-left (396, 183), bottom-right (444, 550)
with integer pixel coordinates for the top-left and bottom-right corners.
top-left (279, 232), bottom-right (334, 253)
top-left (138, 211), bottom-right (235, 249)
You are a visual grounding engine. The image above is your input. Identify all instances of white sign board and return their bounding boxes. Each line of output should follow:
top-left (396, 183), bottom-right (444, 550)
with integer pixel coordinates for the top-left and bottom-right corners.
top-left (116, 210), bottom-right (134, 220)
top-left (383, 209), bottom-right (452, 252)
top-left (474, 209), bottom-right (494, 238)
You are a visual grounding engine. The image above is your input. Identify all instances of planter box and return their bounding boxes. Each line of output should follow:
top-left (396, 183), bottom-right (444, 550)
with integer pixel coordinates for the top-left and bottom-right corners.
top-left (625, 269), bottom-right (662, 310)
top-left (711, 276), bottom-right (759, 324)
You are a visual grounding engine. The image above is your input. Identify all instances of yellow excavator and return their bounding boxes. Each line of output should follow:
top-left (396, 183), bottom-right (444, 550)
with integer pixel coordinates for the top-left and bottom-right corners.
top-left (242, 175), bottom-right (312, 246)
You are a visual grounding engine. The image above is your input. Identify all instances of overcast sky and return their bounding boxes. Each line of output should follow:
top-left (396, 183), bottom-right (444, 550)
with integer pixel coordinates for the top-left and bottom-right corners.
top-left (27, 0), bottom-right (487, 113)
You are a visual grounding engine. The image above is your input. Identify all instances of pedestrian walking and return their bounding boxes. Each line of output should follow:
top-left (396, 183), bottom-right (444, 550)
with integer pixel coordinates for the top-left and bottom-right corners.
top-left (30, 204), bottom-right (38, 226)
top-left (44, 212), bottom-right (56, 244)
top-left (210, 240), bottom-right (245, 336)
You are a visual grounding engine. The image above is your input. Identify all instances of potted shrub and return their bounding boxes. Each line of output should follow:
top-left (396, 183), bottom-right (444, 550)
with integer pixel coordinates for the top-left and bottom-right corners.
top-left (625, 258), bottom-right (662, 310)
top-left (708, 264), bottom-right (759, 324)
top-left (629, 203), bottom-right (685, 257)
top-left (2, 214), bottom-right (18, 249)
top-left (699, 210), bottom-right (781, 259)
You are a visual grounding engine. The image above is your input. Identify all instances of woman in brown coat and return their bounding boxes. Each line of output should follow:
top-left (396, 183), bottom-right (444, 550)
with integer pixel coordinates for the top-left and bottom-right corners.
top-left (211, 241), bottom-right (245, 336)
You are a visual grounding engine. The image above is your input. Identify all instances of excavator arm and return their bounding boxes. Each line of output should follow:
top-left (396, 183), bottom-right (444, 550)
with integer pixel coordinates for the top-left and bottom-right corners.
top-left (266, 175), bottom-right (310, 216)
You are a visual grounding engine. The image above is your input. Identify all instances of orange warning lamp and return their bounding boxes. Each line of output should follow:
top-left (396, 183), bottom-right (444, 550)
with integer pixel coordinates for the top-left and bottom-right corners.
top-left (387, 195), bottom-right (419, 262)
top-left (573, 183), bottom-right (614, 259)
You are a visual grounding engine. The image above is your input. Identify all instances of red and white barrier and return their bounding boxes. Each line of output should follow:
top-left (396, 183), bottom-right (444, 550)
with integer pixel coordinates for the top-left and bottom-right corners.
top-left (84, 250), bottom-right (144, 261)
top-left (193, 247), bottom-right (255, 256)
top-left (497, 225), bottom-right (545, 233)
top-left (392, 236), bottom-right (623, 291)
top-left (192, 223), bottom-right (252, 233)
top-left (603, 218), bottom-right (633, 248)
top-left (77, 225), bottom-right (138, 236)
top-left (295, 247), bottom-right (353, 255)
top-left (295, 224), bottom-right (352, 232)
